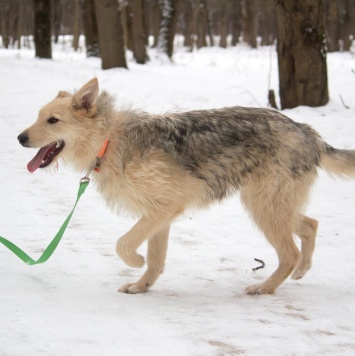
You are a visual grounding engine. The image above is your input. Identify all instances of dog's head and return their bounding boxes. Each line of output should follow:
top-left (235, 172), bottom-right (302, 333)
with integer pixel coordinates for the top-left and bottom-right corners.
top-left (18, 78), bottom-right (100, 173)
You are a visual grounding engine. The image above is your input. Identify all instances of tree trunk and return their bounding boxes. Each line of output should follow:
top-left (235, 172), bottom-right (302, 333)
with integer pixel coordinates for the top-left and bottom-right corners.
top-left (131, 0), bottom-right (148, 63)
top-left (151, 0), bottom-right (161, 47)
top-left (13, 1), bottom-right (23, 49)
top-left (260, 0), bottom-right (276, 45)
top-left (340, 0), bottom-right (355, 51)
top-left (276, 0), bottom-right (329, 109)
top-left (94, 0), bottom-right (127, 69)
top-left (33, 0), bottom-right (52, 59)
top-left (0, 0), bottom-right (18, 49)
top-left (183, 0), bottom-right (193, 48)
top-left (72, 0), bottom-right (80, 51)
top-left (52, 0), bottom-right (61, 44)
top-left (195, 0), bottom-right (208, 48)
top-left (325, 0), bottom-right (340, 52)
top-left (219, 0), bottom-right (228, 48)
top-left (157, 0), bottom-right (180, 58)
top-left (82, 0), bottom-right (99, 57)
top-left (121, 0), bottom-right (133, 51)
top-left (231, 0), bottom-right (242, 46)
top-left (242, 0), bottom-right (258, 48)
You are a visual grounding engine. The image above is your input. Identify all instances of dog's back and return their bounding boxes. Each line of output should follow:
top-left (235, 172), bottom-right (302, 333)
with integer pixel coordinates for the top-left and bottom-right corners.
top-left (116, 107), bottom-right (324, 201)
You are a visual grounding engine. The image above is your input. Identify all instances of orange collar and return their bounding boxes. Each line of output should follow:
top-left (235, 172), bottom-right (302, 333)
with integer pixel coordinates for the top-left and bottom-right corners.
top-left (94, 135), bottom-right (110, 172)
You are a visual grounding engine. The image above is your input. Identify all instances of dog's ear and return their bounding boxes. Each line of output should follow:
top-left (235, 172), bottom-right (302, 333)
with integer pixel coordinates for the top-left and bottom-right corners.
top-left (72, 78), bottom-right (99, 116)
top-left (56, 91), bottom-right (71, 99)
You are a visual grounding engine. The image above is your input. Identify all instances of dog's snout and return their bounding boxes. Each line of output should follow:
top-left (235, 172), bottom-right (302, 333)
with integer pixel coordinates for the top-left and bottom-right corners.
top-left (18, 133), bottom-right (29, 146)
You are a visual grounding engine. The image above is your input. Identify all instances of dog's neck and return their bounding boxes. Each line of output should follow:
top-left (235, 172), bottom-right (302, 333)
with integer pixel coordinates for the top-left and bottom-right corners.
top-left (92, 135), bottom-right (110, 173)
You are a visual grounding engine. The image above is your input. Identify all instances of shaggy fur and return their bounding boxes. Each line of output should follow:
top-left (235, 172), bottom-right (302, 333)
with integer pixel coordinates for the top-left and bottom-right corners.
top-left (17, 78), bottom-right (355, 295)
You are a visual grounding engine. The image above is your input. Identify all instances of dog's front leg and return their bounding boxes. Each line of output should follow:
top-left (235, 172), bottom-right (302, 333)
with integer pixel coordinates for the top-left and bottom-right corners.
top-left (116, 211), bottom-right (174, 268)
top-left (118, 225), bottom-right (170, 294)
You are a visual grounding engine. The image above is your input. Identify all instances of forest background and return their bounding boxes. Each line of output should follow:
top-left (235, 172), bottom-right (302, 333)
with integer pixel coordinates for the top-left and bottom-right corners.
top-left (0, 0), bottom-right (354, 110)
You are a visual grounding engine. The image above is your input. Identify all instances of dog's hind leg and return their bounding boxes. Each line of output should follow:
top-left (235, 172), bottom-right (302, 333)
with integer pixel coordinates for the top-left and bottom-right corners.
top-left (291, 215), bottom-right (318, 280)
top-left (241, 182), bottom-right (303, 295)
top-left (118, 225), bottom-right (170, 294)
top-left (245, 227), bottom-right (301, 295)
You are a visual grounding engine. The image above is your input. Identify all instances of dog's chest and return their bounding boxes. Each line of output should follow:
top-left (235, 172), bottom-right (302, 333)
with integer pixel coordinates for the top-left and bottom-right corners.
top-left (93, 172), bottom-right (147, 216)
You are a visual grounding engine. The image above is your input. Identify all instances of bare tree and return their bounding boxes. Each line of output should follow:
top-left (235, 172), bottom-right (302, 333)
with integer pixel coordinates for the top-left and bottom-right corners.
top-left (183, 0), bottom-right (193, 48)
top-left (149, 0), bottom-right (161, 47)
top-left (33, 0), bottom-right (52, 58)
top-left (276, 0), bottom-right (329, 109)
top-left (0, 0), bottom-right (19, 48)
top-left (52, 0), bottom-right (61, 44)
top-left (340, 0), bottom-right (355, 51)
top-left (82, 0), bottom-right (99, 57)
top-left (94, 0), bottom-right (127, 69)
top-left (219, 0), bottom-right (228, 48)
top-left (121, 0), bottom-right (133, 51)
top-left (325, 0), bottom-right (340, 52)
top-left (131, 0), bottom-right (148, 63)
top-left (157, 0), bottom-right (180, 58)
top-left (231, 0), bottom-right (242, 46)
top-left (242, 0), bottom-right (258, 48)
top-left (72, 0), bottom-right (81, 51)
top-left (195, 0), bottom-right (208, 48)
top-left (260, 0), bottom-right (276, 45)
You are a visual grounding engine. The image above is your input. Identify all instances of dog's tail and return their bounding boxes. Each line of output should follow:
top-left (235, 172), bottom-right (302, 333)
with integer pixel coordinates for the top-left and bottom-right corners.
top-left (321, 143), bottom-right (355, 179)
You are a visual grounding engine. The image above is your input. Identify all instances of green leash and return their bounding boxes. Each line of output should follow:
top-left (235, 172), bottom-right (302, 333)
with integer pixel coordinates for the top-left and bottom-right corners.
top-left (0, 179), bottom-right (90, 265)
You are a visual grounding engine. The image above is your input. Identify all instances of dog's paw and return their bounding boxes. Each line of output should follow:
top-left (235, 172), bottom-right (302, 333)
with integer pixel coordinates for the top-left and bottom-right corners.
top-left (118, 282), bottom-right (148, 294)
top-left (116, 241), bottom-right (145, 268)
top-left (291, 265), bottom-right (310, 280)
top-left (245, 283), bottom-right (275, 295)
top-left (124, 253), bottom-right (145, 268)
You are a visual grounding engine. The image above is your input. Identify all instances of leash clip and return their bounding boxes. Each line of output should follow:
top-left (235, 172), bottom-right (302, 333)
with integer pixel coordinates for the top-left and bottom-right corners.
top-left (80, 169), bottom-right (92, 184)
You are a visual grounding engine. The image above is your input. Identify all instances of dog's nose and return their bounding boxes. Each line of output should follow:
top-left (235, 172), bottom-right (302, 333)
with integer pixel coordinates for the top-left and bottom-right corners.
top-left (17, 133), bottom-right (29, 146)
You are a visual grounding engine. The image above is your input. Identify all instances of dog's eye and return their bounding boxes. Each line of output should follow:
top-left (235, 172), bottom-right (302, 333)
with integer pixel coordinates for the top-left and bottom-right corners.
top-left (47, 117), bottom-right (59, 124)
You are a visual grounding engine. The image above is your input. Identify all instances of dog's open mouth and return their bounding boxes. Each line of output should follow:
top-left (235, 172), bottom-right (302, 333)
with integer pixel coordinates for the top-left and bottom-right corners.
top-left (27, 141), bottom-right (65, 173)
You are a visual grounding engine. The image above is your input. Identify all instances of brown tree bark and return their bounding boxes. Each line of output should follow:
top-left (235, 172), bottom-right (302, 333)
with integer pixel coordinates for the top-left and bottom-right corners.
top-left (260, 0), bottom-right (276, 45)
top-left (276, 0), bottom-right (329, 109)
top-left (219, 0), bottom-right (228, 48)
top-left (183, 0), bottom-right (193, 48)
top-left (94, 0), bottom-right (127, 69)
top-left (325, 0), bottom-right (340, 52)
top-left (0, 0), bottom-right (19, 49)
top-left (151, 0), bottom-right (162, 47)
top-left (33, 0), bottom-right (52, 58)
top-left (231, 0), bottom-right (242, 46)
top-left (242, 0), bottom-right (258, 48)
top-left (82, 0), bottom-right (99, 57)
top-left (52, 0), bottom-right (61, 44)
top-left (121, 0), bottom-right (133, 51)
top-left (340, 0), bottom-right (355, 51)
top-left (72, 0), bottom-right (80, 51)
top-left (195, 0), bottom-right (208, 48)
top-left (131, 0), bottom-right (148, 63)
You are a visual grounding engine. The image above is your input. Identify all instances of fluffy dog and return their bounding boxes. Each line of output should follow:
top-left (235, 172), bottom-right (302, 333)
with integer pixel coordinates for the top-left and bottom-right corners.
top-left (17, 78), bottom-right (355, 295)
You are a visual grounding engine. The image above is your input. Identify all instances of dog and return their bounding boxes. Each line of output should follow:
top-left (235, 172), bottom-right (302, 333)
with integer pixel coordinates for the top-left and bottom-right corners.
top-left (17, 78), bottom-right (355, 295)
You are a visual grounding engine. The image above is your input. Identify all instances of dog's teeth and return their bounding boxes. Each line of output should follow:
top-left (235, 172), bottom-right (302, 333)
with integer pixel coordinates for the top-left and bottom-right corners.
top-left (56, 142), bottom-right (60, 148)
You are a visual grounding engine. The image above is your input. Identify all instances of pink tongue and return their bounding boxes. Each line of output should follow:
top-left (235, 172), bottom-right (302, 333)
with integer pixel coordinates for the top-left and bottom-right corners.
top-left (27, 145), bottom-right (50, 173)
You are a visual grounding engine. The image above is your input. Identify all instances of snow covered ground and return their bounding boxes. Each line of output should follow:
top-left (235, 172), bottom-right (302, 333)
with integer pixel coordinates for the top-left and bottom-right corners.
top-left (0, 40), bottom-right (355, 355)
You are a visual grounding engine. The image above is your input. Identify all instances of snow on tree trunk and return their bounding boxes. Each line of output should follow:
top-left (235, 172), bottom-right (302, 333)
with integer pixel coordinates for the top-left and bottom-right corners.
top-left (157, 0), bottom-right (179, 59)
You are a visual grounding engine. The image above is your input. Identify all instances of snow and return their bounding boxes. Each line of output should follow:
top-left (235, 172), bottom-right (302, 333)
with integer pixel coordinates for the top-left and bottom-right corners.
top-left (1, 40), bottom-right (355, 355)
